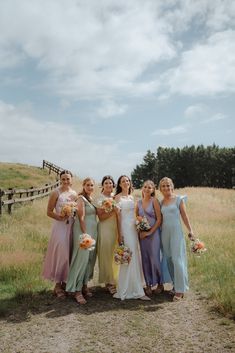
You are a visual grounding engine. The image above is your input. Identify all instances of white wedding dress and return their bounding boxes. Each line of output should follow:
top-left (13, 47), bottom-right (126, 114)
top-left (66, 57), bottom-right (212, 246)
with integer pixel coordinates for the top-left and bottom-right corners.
top-left (113, 196), bottom-right (145, 300)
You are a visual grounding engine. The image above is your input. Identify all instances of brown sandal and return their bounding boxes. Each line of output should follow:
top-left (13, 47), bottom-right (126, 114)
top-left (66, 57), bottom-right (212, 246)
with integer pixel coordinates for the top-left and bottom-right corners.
top-left (54, 285), bottom-right (66, 299)
top-left (172, 293), bottom-right (184, 302)
top-left (153, 284), bottom-right (164, 294)
top-left (82, 287), bottom-right (93, 298)
top-left (106, 284), bottom-right (117, 295)
top-left (144, 286), bottom-right (152, 296)
top-left (75, 292), bottom-right (87, 305)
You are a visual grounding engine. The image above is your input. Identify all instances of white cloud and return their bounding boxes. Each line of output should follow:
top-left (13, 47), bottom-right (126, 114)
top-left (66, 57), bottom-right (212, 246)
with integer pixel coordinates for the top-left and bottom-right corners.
top-left (97, 100), bottom-right (127, 119)
top-left (184, 104), bottom-right (208, 119)
top-left (0, 100), bottom-right (142, 180)
top-left (152, 124), bottom-right (188, 136)
top-left (162, 0), bottom-right (235, 32)
top-left (202, 113), bottom-right (227, 124)
top-left (164, 30), bottom-right (235, 96)
top-left (0, 0), bottom-right (176, 100)
top-left (1, 0), bottom-right (234, 102)
top-left (184, 104), bottom-right (228, 124)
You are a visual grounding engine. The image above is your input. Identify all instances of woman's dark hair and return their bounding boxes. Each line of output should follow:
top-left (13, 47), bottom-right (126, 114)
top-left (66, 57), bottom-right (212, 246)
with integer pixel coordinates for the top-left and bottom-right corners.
top-left (101, 175), bottom-right (115, 192)
top-left (115, 175), bottom-right (133, 195)
top-left (60, 170), bottom-right (73, 178)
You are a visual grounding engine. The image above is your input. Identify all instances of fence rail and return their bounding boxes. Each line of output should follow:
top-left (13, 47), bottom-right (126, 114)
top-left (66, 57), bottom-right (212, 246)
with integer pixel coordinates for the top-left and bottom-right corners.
top-left (42, 159), bottom-right (64, 176)
top-left (0, 160), bottom-right (63, 215)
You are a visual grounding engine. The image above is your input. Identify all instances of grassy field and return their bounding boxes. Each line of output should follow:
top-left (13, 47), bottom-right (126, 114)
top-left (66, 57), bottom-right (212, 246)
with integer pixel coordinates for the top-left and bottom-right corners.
top-left (0, 162), bottom-right (56, 189)
top-left (0, 166), bottom-right (234, 318)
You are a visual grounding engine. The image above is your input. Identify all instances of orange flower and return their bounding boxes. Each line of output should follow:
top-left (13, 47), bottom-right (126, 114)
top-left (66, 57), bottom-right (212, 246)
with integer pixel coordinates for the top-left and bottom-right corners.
top-left (79, 234), bottom-right (96, 250)
top-left (196, 241), bottom-right (205, 249)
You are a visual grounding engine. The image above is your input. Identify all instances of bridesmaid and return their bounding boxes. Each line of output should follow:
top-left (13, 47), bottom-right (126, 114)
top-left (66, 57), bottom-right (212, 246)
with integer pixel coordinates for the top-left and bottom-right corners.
top-left (159, 177), bottom-right (195, 301)
top-left (135, 180), bottom-right (163, 296)
top-left (66, 177), bottom-right (97, 304)
top-left (42, 170), bottom-right (77, 298)
top-left (96, 175), bottom-right (118, 294)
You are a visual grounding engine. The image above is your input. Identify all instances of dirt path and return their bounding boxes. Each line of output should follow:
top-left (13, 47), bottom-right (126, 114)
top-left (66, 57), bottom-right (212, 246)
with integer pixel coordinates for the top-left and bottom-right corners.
top-left (0, 287), bottom-right (234, 353)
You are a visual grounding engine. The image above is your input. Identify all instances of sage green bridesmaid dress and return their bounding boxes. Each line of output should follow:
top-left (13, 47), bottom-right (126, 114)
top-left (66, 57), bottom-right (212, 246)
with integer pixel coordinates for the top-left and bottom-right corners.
top-left (66, 196), bottom-right (97, 292)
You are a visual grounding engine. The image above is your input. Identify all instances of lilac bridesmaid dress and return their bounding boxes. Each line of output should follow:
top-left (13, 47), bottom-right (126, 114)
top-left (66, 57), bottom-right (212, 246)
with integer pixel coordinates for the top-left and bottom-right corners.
top-left (138, 199), bottom-right (162, 287)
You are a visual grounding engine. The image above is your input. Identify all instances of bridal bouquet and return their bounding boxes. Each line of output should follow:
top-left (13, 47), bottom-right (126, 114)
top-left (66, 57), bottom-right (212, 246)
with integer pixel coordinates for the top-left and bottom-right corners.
top-left (190, 238), bottom-right (207, 255)
top-left (136, 215), bottom-right (151, 232)
top-left (79, 233), bottom-right (96, 251)
top-left (114, 244), bottom-right (132, 265)
top-left (99, 198), bottom-right (116, 213)
top-left (60, 202), bottom-right (77, 223)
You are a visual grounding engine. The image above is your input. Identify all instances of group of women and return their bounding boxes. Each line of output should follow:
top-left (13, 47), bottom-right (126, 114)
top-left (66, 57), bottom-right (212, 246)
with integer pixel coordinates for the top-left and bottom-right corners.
top-left (42, 171), bottom-right (194, 304)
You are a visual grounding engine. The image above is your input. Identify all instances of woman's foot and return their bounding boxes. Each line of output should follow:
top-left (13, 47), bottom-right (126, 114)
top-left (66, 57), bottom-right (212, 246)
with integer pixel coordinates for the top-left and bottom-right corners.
top-left (168, 288), bottom-right (175, 296)
top-left (75, 291), bottom-right (87, 305)
top-left (106, 283), bottom-right (117, 295)
top-left (153, 284), bottom-right (164, 294)
top-left (144, 286), bottom-right (152, 296)
top-left (140, 295), bottom-right (151, 301)
top-left (54, 284), bottom-right (66, 299)
top-left (82, 285), bottom-right (93, 298)
top-left (172, 293), bottom-right (184, 301)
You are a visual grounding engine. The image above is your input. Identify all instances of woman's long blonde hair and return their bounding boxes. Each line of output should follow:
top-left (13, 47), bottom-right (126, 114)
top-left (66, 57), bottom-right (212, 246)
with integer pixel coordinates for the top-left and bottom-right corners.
top-left (142, 180), bottom-right (156, 198)
top-left (78, 177), bottom-right (95, 202)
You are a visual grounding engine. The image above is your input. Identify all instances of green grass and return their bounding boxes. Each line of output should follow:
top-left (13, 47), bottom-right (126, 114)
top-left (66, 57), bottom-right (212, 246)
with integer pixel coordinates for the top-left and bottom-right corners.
top-left (0, 162), bottom-right (56, 189)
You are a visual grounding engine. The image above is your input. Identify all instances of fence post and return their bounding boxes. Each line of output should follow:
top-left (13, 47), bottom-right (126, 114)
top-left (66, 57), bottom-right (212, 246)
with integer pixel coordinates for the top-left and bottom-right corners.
top-left (8, 188), bottom-right (13, 214)
top-left (43, 160), bottom-right (45, 169)
top-left (30, 186), bottom-right (34, 202)
top-left (0, 189), bottom-right (2, 216)
top-left (232, 167), bottom-right (235, 189)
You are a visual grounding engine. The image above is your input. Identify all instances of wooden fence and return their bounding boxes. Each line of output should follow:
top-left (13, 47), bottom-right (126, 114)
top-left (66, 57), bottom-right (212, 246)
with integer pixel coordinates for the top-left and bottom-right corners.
top-left (42, 159), bottom-right (64, 176)
top-left (0, 160), bottom-right (64, 215)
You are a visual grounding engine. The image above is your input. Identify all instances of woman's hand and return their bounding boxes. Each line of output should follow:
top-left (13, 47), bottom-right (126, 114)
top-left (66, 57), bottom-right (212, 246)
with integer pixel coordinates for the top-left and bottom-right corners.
top-left (57, 214), bottom-right (69, 222)
top-left (139, 231), bottom-right (149, 239)
top-left (114, 205), bottom-right (120, 215)
top-left (188, 232), bottom-right (195, 241)
top-left (118, 234), bottom-right (124, 245)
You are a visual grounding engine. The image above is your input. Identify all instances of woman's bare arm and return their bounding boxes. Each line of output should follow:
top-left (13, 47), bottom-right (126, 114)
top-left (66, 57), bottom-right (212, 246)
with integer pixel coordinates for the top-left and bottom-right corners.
top-left (179, 200), bottom-right (194, 238)
top-left (47, 190), bottom-right (67, 221)
top-left (77, 197), bottom-right (86, 233)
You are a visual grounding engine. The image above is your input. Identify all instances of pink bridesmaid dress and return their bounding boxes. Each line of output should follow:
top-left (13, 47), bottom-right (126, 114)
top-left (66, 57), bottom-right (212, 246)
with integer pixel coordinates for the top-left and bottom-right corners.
top-left (42, 188), bottom-right (77, 283)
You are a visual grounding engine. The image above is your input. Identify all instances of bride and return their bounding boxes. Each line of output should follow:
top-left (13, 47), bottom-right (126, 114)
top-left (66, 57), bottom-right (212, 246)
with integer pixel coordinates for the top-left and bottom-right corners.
top-left (113, 175), bottom-right (150, 301)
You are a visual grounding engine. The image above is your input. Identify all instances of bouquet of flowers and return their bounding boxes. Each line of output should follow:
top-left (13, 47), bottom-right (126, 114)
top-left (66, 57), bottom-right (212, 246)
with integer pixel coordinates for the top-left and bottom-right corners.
top-left (136, 215), bottom-right (151, 232)
top-left (114, 244), bottom-right (132, 265)
top-left (79, 233), bottom-right (96, 251)
top-left (60, 202), bottom-right (77, 223)
top-left (61, 202), bottom-right (77, 217)
top-left (190, 238), bottom-right (207, 255)
top-left (99, 198), bottom-right (116, 213)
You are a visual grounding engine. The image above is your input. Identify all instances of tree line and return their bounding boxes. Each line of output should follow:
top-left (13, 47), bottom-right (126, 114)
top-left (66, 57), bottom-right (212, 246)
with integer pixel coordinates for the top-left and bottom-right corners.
top-left (131, 144), bottom-right (235, 189)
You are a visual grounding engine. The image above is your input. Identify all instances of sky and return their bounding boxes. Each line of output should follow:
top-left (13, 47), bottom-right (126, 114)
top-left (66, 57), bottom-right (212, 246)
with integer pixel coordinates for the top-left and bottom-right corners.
top-left (0, 0), bottom-right (234, 182)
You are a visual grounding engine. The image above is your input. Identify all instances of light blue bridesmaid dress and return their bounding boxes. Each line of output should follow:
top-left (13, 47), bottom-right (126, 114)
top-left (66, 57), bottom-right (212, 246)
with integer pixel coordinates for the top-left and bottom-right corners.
top-left (160, 195), bottom-right (189, 293)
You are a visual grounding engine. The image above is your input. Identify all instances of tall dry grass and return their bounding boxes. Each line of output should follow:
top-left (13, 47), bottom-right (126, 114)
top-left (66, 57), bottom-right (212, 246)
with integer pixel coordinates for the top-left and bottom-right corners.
top-left (179, 187), bottom-right (235, 317)
top-left (0, 183), bottom-right (234, 317)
